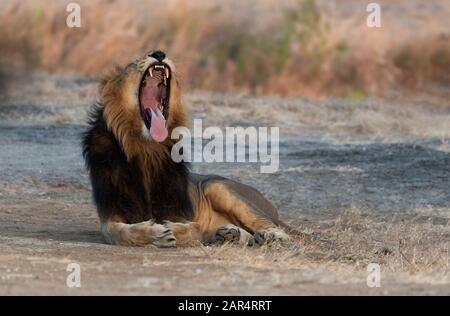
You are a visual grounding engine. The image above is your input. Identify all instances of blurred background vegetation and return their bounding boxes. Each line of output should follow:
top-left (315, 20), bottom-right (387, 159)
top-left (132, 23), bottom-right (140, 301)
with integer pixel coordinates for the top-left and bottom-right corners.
top-left (0, 0), bottom-right (449, 102)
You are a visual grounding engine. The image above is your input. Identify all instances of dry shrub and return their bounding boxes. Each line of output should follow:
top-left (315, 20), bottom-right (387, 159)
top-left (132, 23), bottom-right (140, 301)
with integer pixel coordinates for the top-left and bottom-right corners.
top-left (0, 0), bottom-right (449, 100)
top-left (393, 34), bottom-right (450, 88)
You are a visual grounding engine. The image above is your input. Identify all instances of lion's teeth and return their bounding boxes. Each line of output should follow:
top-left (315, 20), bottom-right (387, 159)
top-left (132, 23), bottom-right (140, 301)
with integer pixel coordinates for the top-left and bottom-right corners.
top-left (148, 65), bottom-right (169, 79)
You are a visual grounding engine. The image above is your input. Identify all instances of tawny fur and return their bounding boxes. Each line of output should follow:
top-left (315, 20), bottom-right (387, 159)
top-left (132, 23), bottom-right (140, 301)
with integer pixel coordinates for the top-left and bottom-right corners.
top-left (83, 51), bottom-right (291, 247)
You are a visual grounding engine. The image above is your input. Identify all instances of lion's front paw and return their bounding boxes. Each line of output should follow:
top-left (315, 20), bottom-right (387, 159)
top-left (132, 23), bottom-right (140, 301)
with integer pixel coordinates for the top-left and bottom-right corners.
top-left (248, 228), bottom-right (291, 246)
top-left (152, 224), bottom-right (177, 248)
top-left (161, 221), bottom-right (203, 246)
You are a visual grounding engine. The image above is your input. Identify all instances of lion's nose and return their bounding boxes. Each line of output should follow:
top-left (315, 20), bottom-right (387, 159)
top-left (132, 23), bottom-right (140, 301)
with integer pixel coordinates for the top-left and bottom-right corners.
top-left (149, 50), bottom-right (166, 62)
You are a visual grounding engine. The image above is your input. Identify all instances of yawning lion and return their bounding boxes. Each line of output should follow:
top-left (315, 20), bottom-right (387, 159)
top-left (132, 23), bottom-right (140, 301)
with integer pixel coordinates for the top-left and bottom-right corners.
top-left (82, 50), bottom-right (292, 247)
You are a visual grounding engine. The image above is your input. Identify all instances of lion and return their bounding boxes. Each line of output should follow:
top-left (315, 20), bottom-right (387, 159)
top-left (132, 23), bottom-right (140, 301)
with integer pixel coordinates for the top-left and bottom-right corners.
top-left (82, 50), bottom-right (293, 247)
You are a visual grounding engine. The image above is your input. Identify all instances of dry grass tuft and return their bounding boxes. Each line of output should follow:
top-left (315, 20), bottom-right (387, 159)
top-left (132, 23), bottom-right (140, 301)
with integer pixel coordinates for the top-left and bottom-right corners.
top-left (308, 209), bottom-right (450, 273)
top-left (179, 208), bottom-right (449, 284)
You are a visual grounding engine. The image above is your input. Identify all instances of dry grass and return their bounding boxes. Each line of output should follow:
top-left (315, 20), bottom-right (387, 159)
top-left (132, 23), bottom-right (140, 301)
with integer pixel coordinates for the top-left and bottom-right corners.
top-left (185, 93), bottom-right (450, 140)
top-left (1, 0), bottom-right (449, 101)
top-left (182, 208), bottom-right (450, 285)
top-left (1, 71), bottom-right (448, 141)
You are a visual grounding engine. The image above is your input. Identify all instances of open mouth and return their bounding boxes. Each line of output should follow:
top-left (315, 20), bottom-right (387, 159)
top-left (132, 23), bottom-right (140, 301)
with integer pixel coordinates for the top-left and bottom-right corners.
top-left (139, 63), bottom-right (171, 142)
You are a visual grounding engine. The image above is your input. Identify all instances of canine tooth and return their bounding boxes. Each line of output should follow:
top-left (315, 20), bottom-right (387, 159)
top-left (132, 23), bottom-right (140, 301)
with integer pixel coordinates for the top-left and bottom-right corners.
top-left (164, 67), bottom-right (169, 79)
top-left (149, 67), bottom-right (153, 77)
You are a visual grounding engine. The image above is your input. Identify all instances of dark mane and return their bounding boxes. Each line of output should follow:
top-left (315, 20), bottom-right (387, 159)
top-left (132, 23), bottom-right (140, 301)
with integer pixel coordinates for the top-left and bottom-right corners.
top-left (82, 103), bottom-right (194, 224)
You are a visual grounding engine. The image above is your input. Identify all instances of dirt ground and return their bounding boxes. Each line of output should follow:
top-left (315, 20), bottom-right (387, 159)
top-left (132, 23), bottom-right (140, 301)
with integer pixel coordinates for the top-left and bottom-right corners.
top-left (0, 72), bottom-right (449, 295)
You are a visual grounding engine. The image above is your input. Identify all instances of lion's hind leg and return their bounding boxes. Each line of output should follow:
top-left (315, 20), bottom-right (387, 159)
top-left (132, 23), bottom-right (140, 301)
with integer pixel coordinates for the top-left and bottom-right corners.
top-left (248, 228), bottom-right (291, 246)
top-left (202, 179), bottom-right (291, 246)
top-left (211, 224), bottom-right (253, 245)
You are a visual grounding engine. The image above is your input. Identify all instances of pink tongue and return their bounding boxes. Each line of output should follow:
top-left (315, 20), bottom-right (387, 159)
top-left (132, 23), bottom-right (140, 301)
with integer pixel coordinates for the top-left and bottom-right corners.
top-left (150, 108), bottom-right (168, 142)
top-left (140, 84), bottom-right (160, 110)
